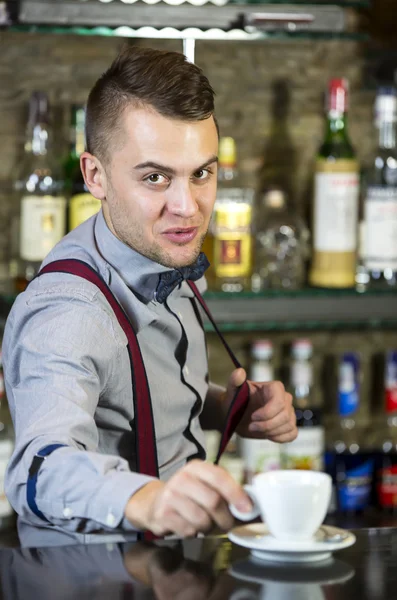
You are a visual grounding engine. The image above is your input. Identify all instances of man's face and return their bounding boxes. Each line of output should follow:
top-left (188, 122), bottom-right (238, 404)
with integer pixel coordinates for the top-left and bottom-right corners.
top-left (102, 106), bottom-right (218, 269)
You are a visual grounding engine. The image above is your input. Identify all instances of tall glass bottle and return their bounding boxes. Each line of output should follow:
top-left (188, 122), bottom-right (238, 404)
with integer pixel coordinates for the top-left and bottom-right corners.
top-left (64, 105), bottom-right (101, 231)
top-left (252, 187), bottom-right (310, 291)
top-left (12, 92), bottom-right (66, 292)
top-left (327, 352), bottom-right (373, 515)
top-left (309, 79), bottom-right (360, 288)
top-left (373, 351), bottom-right (397, 513)
top-left (239, 340), bottom-right (281, 483)
top-left (209, 137), bottom-right (254, 292)
top-left (281, 339), bottom-right (325, 471)
top-left (356, 88), bottom-right (397, 291)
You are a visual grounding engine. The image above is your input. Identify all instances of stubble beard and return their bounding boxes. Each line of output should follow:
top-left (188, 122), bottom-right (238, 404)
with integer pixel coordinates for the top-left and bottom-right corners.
top-left (106, 185), bottom-right (208, 269)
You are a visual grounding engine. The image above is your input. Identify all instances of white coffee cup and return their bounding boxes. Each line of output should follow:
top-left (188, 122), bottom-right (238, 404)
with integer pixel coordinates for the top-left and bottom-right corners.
top-left (230, 470), bottom-right (332, 542)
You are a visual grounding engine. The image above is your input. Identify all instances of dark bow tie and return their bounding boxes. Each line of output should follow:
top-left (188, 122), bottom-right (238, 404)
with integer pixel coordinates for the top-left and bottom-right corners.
top-left (155, 252), bottom-right (210, 303)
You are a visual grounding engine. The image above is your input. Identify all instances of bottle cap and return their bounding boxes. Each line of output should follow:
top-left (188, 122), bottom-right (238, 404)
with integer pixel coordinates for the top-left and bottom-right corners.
top-left (327, 78), bottom-right (349, 114)
top-left (219, 137), bottom-right (237, 167)
top-left (292, 339), bottom-right (313, 360)
top-left (251, 340), bottom-right (273, 360)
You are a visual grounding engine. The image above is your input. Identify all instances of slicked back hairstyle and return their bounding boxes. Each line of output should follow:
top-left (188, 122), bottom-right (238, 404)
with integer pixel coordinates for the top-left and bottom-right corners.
top-left (85, 46), bottom-right (216, 163)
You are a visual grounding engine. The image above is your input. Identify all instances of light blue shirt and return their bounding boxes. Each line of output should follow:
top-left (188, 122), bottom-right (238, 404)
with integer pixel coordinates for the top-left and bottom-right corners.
top-left (3, 210), bottom-right (209, 546)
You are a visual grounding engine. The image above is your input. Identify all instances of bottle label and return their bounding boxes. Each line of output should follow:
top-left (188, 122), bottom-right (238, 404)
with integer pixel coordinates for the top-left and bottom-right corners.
top-left (213, 235), bottom-right (252, 277)
top-left (250, 363), bottom-right (273, 383)
top-left (20, 196), bottom-right (66, 261)
top-left (313, 162), bottom-right (359, 252)
top-left (364, 186), bottom-right (397, 270)
top-left (338, 459), bottom-right (373, 511)
top-left (69, 193), bottom-right (101, 231)
top-left (240, 438), bottom-right (281, 483)
top-left (281, 427), bottom-right (325, 471)
top-left (0, 440), bottom-right (13, 518)
top-left (377, 466), bottom-right (397, 508)
top-left (291, 362), bottom-right (313, 388)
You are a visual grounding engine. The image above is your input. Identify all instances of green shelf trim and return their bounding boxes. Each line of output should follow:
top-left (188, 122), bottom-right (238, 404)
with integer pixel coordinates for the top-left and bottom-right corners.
top-left (203, 287), bottom-right (397, 300)
top-left (203, 318), bottom-right (397, 333)
top-left (7, 25), bottom-right (369, 42)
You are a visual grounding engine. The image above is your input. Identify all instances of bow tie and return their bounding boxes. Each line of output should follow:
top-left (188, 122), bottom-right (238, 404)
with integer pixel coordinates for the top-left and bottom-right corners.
top-left (155, 252), bottom-right (210, 303)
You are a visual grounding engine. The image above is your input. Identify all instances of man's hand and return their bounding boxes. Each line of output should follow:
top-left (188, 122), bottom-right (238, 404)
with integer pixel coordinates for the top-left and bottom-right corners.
top-left (229, 368), bottom-right (298, 442)
top-left (124, 460), bottom-right (252, 537)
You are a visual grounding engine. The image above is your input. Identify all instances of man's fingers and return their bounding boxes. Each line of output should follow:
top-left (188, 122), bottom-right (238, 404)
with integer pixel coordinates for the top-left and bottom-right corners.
top-left (249, 406), bottom-right (294, 434)
top-left (165, 491), bottom-right (213, 534)
top-left (251, 386), bottom-right (293, 422)
top-left (179, 474), bottom-right (234, 531)
top-left (186, 460), bottom-right (252, 511)
top-left (271, 429), bottom-right (299, 443)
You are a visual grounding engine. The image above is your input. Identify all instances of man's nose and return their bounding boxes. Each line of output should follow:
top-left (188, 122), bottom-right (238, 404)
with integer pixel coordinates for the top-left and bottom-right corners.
top-left (166, 182), bottom-right (198, 218)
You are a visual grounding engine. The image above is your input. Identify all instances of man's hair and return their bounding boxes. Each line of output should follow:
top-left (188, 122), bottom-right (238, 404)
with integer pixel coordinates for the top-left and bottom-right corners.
top-left (86, 46), bottom-right (216, 162)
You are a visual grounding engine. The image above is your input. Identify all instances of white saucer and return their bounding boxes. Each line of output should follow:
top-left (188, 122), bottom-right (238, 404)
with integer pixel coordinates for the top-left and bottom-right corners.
top-left (228, 523), bottom-right (356, 563)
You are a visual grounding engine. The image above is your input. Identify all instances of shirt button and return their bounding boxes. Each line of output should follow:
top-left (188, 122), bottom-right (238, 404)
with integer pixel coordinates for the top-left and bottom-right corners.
top-left (184, 366), bottom-right (189, 376)
top-left (106, 513), bottom-right (116, 527)
top-left (178, 312), bottom-right (183, 321)
top-left (63, 507), bottom-right (73, 518)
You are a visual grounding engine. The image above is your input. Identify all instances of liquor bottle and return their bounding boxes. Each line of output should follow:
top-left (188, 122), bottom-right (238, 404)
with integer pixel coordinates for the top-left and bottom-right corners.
top-left (12, 92), bottom-right (66, 292)
top-left (239, 340), bottom-right (281, 483)
top-left (64, 105), bottom-right (101, 231)
top-left (309, 79), bottom-right (360, 288)
top-left (0, 348), bottom-right (15, 531)
top-left (209, 137), bottom-right (254, 292)
top-left (356, 88), bottom-right (397, 291)
top-left (327, 352), bottom-right (374, 514)
top-left (281, 339), bottom-right (325, 471)
top-left (252, 187), bottom-right (310, 291)
top-left (374, 351), bottom-right (397, 512)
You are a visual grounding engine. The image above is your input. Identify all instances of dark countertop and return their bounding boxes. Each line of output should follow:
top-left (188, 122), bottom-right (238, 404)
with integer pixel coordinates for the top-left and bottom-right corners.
top-left (0, 524), bottom-right (396, 599)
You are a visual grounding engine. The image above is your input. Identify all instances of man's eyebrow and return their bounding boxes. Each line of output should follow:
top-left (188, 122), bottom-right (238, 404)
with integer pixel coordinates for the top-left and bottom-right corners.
top-left (133, 155), bottom-right (218, 176)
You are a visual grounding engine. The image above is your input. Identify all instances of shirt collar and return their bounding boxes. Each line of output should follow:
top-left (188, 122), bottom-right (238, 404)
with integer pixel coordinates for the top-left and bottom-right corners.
top-left (94, 210), bottom-right (206, 303)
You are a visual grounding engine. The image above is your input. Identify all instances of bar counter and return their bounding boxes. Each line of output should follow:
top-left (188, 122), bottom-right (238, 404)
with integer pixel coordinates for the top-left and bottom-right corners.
top-left (0, 520), bottom-right (396, 599)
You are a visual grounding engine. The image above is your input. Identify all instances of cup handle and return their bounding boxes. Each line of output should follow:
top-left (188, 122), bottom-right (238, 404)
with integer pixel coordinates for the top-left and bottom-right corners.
top-left (229, 485), bottom-right (262, 522)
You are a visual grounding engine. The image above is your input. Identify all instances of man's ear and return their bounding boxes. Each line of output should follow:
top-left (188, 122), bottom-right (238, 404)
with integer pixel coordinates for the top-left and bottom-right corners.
top-left (80, 152), bottom-right (107, 200)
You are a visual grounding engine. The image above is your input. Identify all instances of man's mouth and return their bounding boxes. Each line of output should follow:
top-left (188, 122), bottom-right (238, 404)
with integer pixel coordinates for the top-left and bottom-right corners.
top-left (162, 227), bottom-right (199, 244)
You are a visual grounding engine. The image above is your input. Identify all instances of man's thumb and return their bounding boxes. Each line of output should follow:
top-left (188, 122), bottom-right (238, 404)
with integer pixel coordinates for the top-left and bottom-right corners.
top-left (226, 368), bottom-right (247, 398)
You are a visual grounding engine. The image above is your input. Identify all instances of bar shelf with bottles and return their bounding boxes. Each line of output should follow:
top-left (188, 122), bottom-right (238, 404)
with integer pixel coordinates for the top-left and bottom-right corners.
top-left (202, 79), bottom-right (397, 333)
top-left (4, 0), bottom-right (369, 42)
top-left (206, 339), bottom-right (397, 520)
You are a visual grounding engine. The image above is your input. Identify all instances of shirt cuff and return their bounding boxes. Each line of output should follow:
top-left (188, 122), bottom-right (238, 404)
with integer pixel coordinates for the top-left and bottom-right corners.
top-left (89, 471), bottom-right (157, 531)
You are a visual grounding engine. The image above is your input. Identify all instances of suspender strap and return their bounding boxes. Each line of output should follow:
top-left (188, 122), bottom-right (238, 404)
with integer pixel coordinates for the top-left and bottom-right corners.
top-left (187, 281), bottom-right (250, 464)
top-left (27, 444), bottom-right (67, 521)
top-left (38, 259), bottom-right (159, 480)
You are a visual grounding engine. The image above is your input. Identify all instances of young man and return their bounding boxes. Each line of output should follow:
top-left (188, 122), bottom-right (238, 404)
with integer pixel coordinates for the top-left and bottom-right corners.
top-left (3, 47), bottom-right (297, 547)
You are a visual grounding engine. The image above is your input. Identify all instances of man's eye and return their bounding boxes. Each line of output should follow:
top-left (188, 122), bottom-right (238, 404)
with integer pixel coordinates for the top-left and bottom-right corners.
top-left (145, 173), bottom-right (167, 184)
top-left (194, 169), bottom-right (211, 180)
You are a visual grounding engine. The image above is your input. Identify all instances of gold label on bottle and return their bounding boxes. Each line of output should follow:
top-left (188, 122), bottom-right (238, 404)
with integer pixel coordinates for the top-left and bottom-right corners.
top-left (69, 193), bottom-right (101, 231)
top-left (214, 234), bottom-right (252, 277)
top-left (20, 195), bottom-right (66, 261)
top-left (213, 202), bottom-right (252, 278)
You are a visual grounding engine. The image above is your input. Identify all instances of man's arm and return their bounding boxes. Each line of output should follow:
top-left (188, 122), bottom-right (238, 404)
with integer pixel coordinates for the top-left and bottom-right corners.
top-left (3, 288), bottom-right (155, 534)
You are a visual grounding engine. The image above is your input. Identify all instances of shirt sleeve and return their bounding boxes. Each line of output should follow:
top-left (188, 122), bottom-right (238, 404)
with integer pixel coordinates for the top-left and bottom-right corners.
top-left (3, 284), bottom-right (156, 534)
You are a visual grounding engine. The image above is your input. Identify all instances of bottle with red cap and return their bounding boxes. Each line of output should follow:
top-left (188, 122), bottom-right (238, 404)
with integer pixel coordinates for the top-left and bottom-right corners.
top-left (309, 78), bottom-right (360, 289)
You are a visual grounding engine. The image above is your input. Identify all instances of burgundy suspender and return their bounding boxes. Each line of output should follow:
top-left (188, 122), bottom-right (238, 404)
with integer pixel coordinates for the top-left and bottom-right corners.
top-left (187, 281), bottom-right (250, 463)
top-left (39, 260), bottom-right (250, 470)
top-left (39, 259), bottom-right (159, 479)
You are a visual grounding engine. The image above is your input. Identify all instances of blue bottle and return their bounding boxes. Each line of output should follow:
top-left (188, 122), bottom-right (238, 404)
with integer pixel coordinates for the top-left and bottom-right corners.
top-left (328, 353), bottom-right (374, 515)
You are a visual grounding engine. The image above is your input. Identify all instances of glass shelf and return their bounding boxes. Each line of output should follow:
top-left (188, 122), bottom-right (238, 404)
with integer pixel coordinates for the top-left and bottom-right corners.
top-left (7, 25), bottom-right (369, 41)
top-left (202, 287), bottom-right (397, 332)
